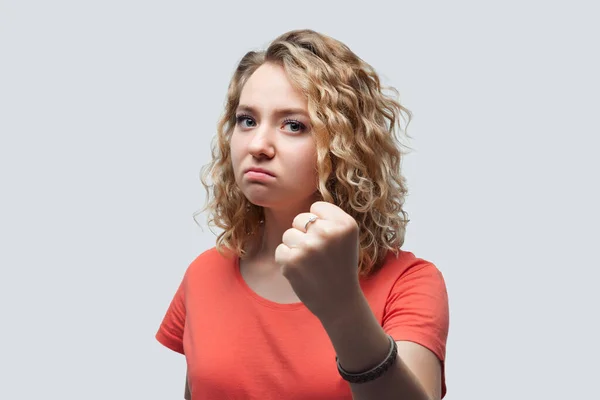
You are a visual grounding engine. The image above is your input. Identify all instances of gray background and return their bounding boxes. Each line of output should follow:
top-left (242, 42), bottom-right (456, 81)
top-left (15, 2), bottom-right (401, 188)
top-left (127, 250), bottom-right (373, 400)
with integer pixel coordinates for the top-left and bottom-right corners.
top-left (1, 0), bottom-right (598, 398)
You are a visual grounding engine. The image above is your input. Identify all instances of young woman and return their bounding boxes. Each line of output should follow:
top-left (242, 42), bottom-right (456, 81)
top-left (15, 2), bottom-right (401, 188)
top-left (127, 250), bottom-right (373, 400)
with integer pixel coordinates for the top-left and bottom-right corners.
top-left (156, 29), bottom-right (449, 400)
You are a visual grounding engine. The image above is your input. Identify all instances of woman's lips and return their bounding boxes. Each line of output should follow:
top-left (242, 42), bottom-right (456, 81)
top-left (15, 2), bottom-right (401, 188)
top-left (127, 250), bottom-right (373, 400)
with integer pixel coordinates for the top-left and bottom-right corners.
top-left (244, 168), bottom-right (276, 181)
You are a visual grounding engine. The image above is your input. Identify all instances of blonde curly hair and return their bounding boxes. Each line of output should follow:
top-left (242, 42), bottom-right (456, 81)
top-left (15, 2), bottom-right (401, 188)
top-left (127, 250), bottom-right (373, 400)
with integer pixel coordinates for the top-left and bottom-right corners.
top-left (196, 29), bottom-right (413, 277)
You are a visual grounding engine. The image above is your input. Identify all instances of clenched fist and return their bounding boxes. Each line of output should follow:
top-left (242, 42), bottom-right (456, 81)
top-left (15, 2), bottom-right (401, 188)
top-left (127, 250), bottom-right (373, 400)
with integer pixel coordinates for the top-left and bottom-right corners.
top-left (275, 201), bottom-right (363, 323)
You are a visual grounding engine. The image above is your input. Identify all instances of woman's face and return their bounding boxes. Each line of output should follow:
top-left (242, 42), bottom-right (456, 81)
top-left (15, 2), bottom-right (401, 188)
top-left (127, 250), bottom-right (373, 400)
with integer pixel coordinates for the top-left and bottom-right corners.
top-left (230, 62), bottom-right (319, 211)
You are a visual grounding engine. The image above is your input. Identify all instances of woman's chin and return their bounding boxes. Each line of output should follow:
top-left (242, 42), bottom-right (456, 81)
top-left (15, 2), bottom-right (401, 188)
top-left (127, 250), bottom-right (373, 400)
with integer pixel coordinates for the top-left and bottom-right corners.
top-left (245, 193), bottom-right (295, 210)
top-left (243, 187), bottom-right (319, 210)
top-left (244, 194), bottom-right (278, 208)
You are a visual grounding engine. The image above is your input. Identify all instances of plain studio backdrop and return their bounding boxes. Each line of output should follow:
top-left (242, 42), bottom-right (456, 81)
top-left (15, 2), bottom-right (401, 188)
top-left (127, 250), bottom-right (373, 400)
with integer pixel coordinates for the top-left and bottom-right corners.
top-left (1, 1), bottom-right (598, 399)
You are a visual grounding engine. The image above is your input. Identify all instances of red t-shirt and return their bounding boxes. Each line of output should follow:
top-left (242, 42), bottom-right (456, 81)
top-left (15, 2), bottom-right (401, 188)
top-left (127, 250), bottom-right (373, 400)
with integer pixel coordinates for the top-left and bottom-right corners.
top-left (156, 247), bottom-right (449, 399)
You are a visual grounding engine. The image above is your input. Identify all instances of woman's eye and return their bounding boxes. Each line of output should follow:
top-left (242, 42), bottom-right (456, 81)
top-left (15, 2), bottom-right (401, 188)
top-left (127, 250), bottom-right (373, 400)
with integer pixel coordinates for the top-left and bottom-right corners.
top-left (283, 120), bottom-right (306, 133)
top-left (236, 115), bottom-right (256, 128)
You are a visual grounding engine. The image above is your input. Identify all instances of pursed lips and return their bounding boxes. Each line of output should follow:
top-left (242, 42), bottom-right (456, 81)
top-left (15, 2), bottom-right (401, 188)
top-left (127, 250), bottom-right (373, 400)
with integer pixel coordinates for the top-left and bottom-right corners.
top-left (245, 167), bottom-right (276, 177)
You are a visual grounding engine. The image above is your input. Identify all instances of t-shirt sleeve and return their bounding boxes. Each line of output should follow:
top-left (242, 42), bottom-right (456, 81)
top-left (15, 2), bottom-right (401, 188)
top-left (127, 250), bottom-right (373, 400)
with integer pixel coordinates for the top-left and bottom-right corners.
top-left (382, 262), bottom-right (449, 395)
top-left (155, 274), bottom-right (187, 355)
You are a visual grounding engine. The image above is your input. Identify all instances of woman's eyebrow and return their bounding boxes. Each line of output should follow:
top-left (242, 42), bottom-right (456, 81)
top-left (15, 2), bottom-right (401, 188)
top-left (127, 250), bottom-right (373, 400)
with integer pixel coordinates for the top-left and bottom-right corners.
top-left (236, 104), bottom-right (309, 117)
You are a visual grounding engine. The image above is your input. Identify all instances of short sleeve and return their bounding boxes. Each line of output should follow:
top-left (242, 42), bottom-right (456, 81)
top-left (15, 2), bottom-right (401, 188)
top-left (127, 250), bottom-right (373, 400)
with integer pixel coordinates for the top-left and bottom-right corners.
top-left (155, 274), bottom-right (186, 355)
top-left (382, 262), bottom-right (449, 395)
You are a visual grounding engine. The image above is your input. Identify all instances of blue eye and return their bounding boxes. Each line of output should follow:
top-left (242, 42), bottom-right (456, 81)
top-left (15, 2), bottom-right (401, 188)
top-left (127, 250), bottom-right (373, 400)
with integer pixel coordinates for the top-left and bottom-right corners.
top-left (236, 115), bottom-right (256, 128)
top-left (283, 119), bottom-right (306, 133)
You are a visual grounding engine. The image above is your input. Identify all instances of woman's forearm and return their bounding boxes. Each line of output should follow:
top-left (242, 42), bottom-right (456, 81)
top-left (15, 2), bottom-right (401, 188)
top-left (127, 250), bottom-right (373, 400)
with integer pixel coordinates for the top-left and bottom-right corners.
top-left (320, 291), bottom-right (432, 400)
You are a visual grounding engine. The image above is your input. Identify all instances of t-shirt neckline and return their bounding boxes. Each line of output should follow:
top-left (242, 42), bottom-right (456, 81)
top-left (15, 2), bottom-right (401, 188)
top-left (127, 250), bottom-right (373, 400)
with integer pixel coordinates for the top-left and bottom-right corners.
top-left (232, 255), bottom-right (307, 311)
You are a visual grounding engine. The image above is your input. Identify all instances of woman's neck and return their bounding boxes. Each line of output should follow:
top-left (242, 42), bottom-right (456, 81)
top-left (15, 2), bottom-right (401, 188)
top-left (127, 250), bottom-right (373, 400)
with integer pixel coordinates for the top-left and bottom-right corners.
top-left (252, 208), bottom-right (296, 262)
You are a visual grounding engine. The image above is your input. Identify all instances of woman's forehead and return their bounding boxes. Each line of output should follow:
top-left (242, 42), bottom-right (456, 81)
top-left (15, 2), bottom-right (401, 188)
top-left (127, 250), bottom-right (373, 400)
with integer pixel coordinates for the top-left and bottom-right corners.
top-left (238, 64), bottom-right (307, 112)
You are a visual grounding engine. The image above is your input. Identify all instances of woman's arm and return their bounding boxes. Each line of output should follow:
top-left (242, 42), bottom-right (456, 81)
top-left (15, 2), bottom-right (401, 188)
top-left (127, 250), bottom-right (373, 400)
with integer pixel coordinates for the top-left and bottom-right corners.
top-left (321, 292), bottom-right (441, 400)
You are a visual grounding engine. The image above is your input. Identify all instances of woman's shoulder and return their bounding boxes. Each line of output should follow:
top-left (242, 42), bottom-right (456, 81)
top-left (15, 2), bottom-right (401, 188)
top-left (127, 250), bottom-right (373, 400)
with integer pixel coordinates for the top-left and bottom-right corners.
top-left (374, 248), bottom-right (443, 281)
top-left (183, 246), bottom-right (236, 279)
top-left (361, 248), bottom-right (449, 330)
top-left (361, 249), bottom-right (447, 301)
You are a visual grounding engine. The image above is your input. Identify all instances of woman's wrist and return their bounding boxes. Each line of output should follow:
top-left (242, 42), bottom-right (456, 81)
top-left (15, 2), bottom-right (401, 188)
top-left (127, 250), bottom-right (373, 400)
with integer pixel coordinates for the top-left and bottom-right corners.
top-left (321, 290), bottom-right (392, 374)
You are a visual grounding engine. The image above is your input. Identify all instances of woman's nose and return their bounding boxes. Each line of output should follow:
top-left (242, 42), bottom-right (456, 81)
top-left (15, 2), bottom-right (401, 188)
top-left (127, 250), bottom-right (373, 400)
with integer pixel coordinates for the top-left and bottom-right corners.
top-left (247, 125), bottom-right (275, 159)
